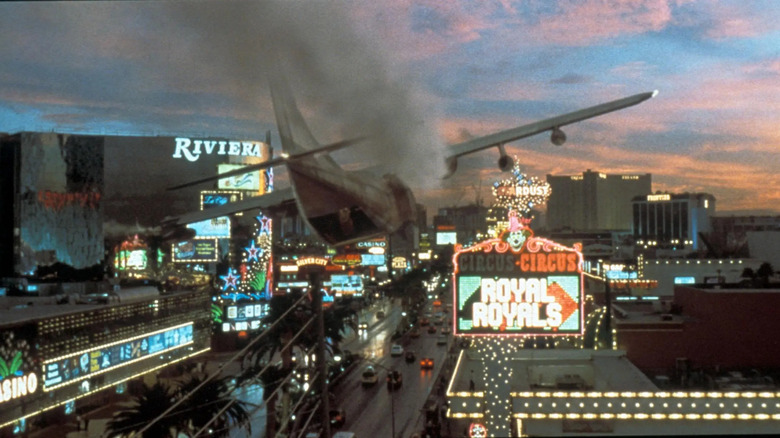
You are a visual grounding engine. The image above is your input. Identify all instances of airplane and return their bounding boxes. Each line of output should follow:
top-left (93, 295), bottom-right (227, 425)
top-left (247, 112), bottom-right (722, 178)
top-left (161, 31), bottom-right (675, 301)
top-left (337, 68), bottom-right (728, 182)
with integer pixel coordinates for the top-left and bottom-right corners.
top-left (165, 76), bottom-right (656, 248)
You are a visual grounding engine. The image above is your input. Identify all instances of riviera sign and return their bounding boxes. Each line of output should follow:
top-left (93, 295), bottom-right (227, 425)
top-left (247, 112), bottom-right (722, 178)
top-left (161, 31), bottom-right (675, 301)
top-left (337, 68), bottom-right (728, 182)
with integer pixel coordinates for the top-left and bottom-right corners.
top-left (173, 137), bottom-right (266, 162)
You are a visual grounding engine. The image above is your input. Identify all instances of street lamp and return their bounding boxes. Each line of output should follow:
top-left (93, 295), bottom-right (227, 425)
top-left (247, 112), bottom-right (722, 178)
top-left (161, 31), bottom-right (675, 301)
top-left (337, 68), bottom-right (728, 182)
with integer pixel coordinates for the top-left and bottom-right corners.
top-left (364, 360), bottom-right (397, 438)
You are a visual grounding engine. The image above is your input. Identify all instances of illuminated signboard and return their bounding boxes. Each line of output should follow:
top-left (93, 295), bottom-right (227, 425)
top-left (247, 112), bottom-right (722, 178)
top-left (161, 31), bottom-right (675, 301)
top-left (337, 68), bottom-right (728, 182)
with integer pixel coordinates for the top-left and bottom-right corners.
top-left (217, 164), bottom-right (263, 192)
top-left (221, 302), bottom-right (269, 333)
top-left (187, 217), bottom-right (231, 239)
top-left (173, 137), bottom-right (267, 162)
top-left (674, 276), bottom-right (696, 284)
top-left (330, 275), bottom-right (363, 293)
top-left (296, 257), bottom-right (328, 267)
top-left (361, 254), bottom-right (385, 266)
top-left (647, 194), bottom-right (671, 201)
top-left (114, 249), bottom-right (147, 271)
top-left (437, 232), bottom-right (457, 245)
top-left (200, 190), bottom-right (242, 210)
top-left (605, 270), bottom-right (638, 280)
top-left (492, 161), bottom-right (551, 215)
top-left (392, 256), bottom-right (408, 269)
top-left (356, 239), bottom-right (386, 249)
top-left (172, 239), bottom-right (218, 263)
top-left (0, 353), bottom-right (38, 405)
top-left (332, 253), bottom-right (362, 266)
top-left (453, 212), bottom-right (583, 337)
top-left (42, 322), bottom-right (193, 391)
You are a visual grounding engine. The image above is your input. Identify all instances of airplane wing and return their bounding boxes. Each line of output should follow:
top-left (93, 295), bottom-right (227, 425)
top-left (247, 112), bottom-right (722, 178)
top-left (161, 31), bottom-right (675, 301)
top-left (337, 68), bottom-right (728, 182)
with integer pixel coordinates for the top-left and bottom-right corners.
top-left (166, 138), bottom-right (363, 191)
top-left (444, 90), bottom-right (657, 176)
top-left (166, 187), bottom-right (295, 226)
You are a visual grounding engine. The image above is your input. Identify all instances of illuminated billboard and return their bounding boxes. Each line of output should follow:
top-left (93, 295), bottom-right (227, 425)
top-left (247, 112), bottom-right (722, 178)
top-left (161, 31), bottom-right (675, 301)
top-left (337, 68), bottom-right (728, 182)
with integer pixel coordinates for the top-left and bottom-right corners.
top-left (220, 302), bottom-right (270, 333)
top-left (361, 254), bottom-right (385, 266)
top-left (200, 190), bottom-right (243, 210)
top-left (186, 216), bottom-right (231, 239)
top-left (42, 322), bottom-right (194, 391)
top-left (453, 212), bottom-right (583, 337)
top-left (172, 239), bottom-right (218, 263)
top-left (437, 232), bottom-right (457, 245)
top-left (330, 275), bottom-right (363, 294)
top-left (217, 164), bottom-right (262, 192)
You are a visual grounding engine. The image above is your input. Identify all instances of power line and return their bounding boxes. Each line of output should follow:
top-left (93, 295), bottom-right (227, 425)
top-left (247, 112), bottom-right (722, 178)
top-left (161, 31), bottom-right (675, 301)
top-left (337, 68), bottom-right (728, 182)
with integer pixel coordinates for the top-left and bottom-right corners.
top-left (135, 293), bottom-right (309, 436)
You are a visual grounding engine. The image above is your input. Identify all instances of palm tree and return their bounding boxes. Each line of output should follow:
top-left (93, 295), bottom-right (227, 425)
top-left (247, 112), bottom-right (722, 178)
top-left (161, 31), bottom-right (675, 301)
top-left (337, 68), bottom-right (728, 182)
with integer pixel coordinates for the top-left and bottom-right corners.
top-left (237, 362), bottom-right (292, 438)
top-left (741, 267), bottom-right (756, 286)
top-left (757, 262), bottom-right (775, 287)
top-left (176, 373), bottom-right (252, 437)
top-left (106, 382), bottom-right (182, 438)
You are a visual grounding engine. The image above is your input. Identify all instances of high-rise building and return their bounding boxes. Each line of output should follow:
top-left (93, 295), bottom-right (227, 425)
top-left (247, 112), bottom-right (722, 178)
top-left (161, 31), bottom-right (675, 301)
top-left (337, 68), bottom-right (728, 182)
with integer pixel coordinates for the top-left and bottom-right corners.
top-left (632, 192), bottom-right (715, 251)
top-left (546, 170), bottom-right (651, 232)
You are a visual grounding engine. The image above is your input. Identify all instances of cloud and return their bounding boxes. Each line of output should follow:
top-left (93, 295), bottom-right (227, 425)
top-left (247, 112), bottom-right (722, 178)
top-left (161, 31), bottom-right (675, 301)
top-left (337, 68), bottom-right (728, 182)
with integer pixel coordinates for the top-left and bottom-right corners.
top-left (550, 74), bottom-right (592, 84)
top-left (512, 0), bottom-right (676, 46)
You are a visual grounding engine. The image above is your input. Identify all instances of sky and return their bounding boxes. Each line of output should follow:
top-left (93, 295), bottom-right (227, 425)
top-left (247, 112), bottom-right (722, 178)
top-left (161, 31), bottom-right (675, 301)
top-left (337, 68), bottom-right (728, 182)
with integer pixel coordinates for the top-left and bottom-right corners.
top-left (2, 0), bottom-right (779, 229)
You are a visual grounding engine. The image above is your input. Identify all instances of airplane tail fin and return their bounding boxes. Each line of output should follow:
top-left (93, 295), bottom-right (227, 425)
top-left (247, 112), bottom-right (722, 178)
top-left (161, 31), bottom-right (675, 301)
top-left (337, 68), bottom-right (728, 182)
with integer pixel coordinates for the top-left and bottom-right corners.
top-left (268, 71), bottom-right (323, 156)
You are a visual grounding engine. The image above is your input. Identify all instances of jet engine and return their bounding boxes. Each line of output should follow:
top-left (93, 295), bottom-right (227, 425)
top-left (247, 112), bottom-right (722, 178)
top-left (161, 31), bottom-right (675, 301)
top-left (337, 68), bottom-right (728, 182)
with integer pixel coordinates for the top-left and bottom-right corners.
top-left (550, 127), bottom-right (566, 146)
top-left (498, 154), bottom-right (513, 172)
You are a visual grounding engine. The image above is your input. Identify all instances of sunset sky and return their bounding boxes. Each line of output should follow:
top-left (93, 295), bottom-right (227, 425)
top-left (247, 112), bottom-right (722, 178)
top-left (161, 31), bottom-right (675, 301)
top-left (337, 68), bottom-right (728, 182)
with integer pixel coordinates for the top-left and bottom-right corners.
top-left (1, 1), bottom-right (779, 223)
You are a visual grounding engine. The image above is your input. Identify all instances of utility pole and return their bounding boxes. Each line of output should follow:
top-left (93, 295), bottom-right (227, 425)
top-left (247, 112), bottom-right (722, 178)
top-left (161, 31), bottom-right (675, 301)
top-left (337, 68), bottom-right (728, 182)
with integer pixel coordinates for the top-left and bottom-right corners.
top-left (309, 270), bottom-right (331, 438)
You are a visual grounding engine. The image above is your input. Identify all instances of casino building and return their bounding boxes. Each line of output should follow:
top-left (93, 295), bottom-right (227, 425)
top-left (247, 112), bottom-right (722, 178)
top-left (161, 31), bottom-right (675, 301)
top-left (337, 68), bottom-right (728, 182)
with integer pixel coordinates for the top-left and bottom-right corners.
top-left (0, 287), bottom-right (211, 435)
top-left (546, 170), bottom-right (651, 232)
top-left (631, 192), bottom-right (715, 251)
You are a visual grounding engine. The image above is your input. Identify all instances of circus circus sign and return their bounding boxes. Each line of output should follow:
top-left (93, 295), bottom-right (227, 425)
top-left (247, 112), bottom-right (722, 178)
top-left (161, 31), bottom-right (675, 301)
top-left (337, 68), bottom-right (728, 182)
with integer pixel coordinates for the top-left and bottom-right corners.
top-left (452, 211), bottom-right (584, 336)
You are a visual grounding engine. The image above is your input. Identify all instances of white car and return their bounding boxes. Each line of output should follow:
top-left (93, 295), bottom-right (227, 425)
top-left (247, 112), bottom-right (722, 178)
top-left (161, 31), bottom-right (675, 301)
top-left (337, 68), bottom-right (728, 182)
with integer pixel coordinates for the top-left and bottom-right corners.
top-left (390, 344), bottom-right (404, 356)
top-left (361, 366), bottom-right (378, 386)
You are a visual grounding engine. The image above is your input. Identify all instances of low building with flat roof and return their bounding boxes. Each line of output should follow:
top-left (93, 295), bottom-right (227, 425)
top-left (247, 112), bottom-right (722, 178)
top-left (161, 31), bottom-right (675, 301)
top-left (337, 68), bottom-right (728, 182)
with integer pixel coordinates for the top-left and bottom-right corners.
top-left (445, 346), bottom-right (780, 436)
top-left (0, 287), bottom-right (212, 436)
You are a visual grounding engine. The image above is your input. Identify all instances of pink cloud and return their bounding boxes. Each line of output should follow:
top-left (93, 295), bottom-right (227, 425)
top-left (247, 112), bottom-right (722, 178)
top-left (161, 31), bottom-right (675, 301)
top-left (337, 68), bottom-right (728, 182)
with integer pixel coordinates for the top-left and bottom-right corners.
top-left (519, 0), bottom-right (676, 46)
top-left (701, 4), bottom-right (780, 39)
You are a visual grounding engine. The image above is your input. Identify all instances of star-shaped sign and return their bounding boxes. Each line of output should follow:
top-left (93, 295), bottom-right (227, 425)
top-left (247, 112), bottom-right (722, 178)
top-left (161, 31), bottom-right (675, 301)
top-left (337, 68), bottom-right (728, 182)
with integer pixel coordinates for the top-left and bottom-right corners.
top-left (245, 240), bottom-right (263, 262)
top-left (219, 268), bottom-right (239, 291)
top-left (256, 214), bottom-right (272, 235)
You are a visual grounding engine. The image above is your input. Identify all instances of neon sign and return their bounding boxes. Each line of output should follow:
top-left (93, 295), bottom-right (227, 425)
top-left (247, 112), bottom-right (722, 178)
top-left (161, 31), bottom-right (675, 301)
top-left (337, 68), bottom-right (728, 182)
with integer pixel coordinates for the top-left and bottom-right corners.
top-left (469, 423), bottom-right (487, 438)
top-left (43, 322), bottom-right (193, 391)
top-left (453, 212), bottom-right (583, 336)
top-left (200, 190), bottom-right (242, 210)
top-left (296, 257), bottom-right (328, 267)
top-left (187, 217), bottom-right (231, 239)
top-left (647, 194), bottom-right (671, 201)
top-left (217, 164), bottom-right (263, 192)
top-left (172, 137), bottom-right (267, 162)
top-left (172, 239), bottom-right (218, 263)
top-left (491, 158), bottom-right (551, 214)
top-left (0, 352), bottom-right (38, 404)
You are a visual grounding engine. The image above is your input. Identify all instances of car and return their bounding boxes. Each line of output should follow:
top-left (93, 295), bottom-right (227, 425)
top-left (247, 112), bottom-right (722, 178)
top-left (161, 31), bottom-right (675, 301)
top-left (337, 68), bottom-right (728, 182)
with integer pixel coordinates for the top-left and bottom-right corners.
top-left (390, 344), bottom-right (404, 356)
top-left (441, 326), bottom-right (451, 334)
top-left (427, 325), bottom-right (437, 334)
top-left (419, 317), bottom-right (430, 326)
top-left (330, 408), bottom-right (346, 428)
top-left (409, 327), bottom-right (421, 338)
top-left (437, 335), bottom-right (448, 345)
top-left (361, 366), bottom-right (378, 386)
top-left (376, 311), bottom-right (385, 319)
top-left (357, 321), bottom-right (368, 330)
top-left (420, 357), bottom-right (434, 369)
top-left (386, 369), bottom-right (403, 390)
top-left (405, 350), bottom-right (416, 363)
